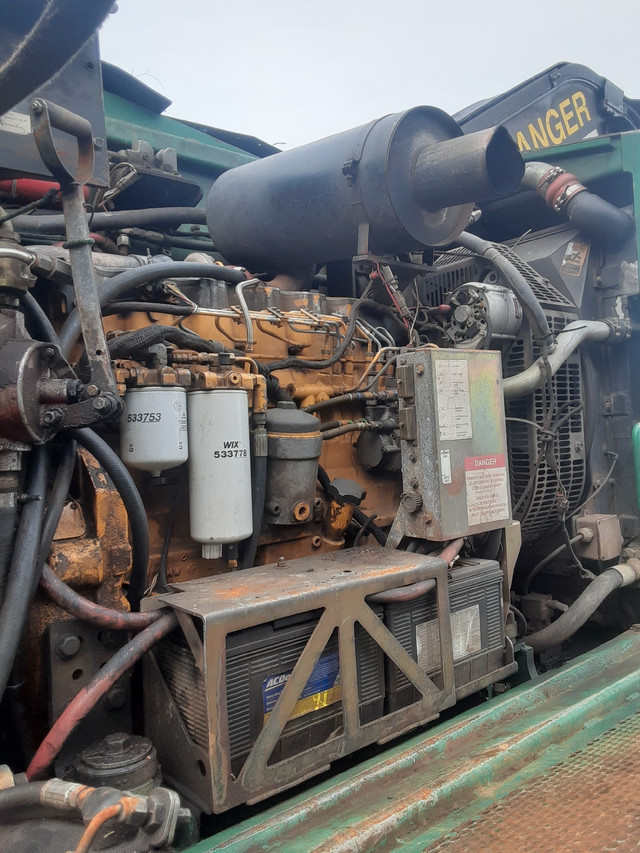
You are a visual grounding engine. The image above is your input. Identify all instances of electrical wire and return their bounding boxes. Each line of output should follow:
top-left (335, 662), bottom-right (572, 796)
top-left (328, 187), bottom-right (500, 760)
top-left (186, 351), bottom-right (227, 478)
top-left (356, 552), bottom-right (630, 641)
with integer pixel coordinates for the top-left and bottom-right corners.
top-left (26, 612), bottom-right (178, 779)
top-left (570, 451), bottom-right (619, 518)
top-left (40, 565), bottom-right (163, 631)
top-left (522, 533), bottom-right (585, 594)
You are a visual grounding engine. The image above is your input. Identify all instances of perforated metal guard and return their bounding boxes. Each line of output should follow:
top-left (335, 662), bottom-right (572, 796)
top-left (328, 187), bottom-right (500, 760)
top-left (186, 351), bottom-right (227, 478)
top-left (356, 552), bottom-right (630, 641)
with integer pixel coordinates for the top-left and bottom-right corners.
top-left (426, 709), bottom-right (640, 851)
top-left (505, 311), bottom-right (585, 543)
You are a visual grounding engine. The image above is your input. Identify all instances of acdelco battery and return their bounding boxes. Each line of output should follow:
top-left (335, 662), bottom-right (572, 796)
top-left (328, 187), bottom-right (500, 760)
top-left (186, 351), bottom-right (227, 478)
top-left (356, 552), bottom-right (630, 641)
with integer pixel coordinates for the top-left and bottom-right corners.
top-left (384, 558), bottom-right (515, 712)
top-left (156, 608), bottom-right (384, 779)
top-left (224, 609), bottom-right (384, 775)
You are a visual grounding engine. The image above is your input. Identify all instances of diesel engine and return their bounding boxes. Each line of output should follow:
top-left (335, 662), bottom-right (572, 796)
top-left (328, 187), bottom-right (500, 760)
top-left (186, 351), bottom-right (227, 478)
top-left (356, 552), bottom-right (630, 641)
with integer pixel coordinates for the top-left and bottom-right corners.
top-left (1, 6), bottom-right (640, 851)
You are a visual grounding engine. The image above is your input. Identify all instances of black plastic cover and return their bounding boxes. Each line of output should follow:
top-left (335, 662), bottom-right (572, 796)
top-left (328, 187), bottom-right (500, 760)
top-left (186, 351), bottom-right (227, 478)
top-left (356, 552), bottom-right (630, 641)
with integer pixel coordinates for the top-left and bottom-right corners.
top-left (456, 62), bottom-right (640, 154)
top-left (0, 5), bottom-right (108, 186)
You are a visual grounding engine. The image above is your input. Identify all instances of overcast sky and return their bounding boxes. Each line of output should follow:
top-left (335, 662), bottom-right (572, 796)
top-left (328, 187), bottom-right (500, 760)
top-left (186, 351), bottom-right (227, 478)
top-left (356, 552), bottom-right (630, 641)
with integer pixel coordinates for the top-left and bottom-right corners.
top-left (99, 0), bottom-right (640, 150)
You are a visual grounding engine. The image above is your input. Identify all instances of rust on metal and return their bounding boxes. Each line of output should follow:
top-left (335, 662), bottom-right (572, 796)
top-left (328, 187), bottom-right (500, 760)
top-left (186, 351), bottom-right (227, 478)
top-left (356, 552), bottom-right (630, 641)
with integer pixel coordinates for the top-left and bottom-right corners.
top-left (145, 546), bottom-right (456, 813)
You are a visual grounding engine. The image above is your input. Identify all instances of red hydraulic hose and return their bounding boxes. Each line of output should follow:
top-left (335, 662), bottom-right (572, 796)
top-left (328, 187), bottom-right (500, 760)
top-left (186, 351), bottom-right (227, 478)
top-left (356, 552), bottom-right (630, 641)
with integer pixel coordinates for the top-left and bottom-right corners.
top-left (367, 538), bottom-right (465, 604)
top-left (40, 564), bottom-right (164, 631)
top-left (26, 612), bottom-right (177, 780)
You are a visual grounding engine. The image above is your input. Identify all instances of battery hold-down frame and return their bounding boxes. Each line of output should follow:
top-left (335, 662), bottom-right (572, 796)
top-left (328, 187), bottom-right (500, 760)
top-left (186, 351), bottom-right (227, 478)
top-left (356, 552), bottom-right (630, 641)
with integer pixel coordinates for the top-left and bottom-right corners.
top-left (142, 547), bottom-right (457, 813)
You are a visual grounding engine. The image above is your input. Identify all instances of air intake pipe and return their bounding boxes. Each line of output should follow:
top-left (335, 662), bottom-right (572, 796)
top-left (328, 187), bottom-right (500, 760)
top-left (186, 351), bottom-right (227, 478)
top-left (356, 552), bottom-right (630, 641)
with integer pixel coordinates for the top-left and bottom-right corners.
top-left (207, 110), bottom-right (523, 269)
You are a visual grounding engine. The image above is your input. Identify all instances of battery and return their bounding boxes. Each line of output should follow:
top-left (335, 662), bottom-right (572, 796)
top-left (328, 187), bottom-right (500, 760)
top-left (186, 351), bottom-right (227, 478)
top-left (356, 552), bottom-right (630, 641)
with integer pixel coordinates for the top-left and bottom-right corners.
top-left (383, 558), bottom-right (507, 713)
top-left (157, 608), bottom-right (385, 778)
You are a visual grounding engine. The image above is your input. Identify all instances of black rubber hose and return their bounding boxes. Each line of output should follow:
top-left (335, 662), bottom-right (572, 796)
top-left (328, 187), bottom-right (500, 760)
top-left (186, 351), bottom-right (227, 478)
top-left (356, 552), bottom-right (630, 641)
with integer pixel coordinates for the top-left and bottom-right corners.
top-left (525, 569), bottom-right (623, 653)
top-left (11, 206), bottom-right (207, 235)
top-left (32, 440), bottom-right (77, 595)
top-left (58, 261), bottom-right (246, 357)
top-left (367, 577), bottom-right (436, 604)
top-left (74, 324), bottom-right (227, 381)
top-left (40, 564), bottom-right (163, 631)
top-left (0, 0), bottom-right (114, 117)
top-left (0, 445), bottom-right (49, 705)
top-left (70, 429), bottom-right (149, 610)
top-left (0, 507), bottom-right (18, 604)
top-left (107, 325), bottom-right (226, 358)
top-left (0, 781), bottom-right (47, 814)
top-left (102, 302), bottom-right (193, 317)
top-left (240, 453), bottom-right (268, 570)
top-left (564, 191), bottom-right (634, 246)
top-left (21, 292), bottom-right (59, 345)
top-left (456, 231), bottom-right (553, 349)
top-left (264, 299), bottom-right (365, 373)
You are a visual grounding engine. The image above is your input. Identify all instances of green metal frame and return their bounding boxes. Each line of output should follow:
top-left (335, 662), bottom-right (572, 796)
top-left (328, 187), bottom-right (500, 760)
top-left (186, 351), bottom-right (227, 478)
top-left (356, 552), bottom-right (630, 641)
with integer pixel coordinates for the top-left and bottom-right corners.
top-left (186, 628), bottom-right (640, 852)
top-left (103, 91), bottom-right (255, 206)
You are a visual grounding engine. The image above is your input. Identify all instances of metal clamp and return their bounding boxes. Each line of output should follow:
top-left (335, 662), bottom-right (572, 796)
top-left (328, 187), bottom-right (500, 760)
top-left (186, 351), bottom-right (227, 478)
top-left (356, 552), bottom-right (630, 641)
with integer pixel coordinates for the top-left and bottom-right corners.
top-left (30, 98), bottom-right (94, 186)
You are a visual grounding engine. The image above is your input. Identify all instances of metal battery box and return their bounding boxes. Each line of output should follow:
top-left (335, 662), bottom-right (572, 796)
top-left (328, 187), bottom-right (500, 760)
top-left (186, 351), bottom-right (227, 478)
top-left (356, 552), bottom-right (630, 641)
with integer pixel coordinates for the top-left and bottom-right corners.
top-left (157, 608), bottom-right (384, 779)
top-left (384, 558), bottom-right (515, 712)
top-left (143, 547), bottom-right (457, 813)
top-left (389, 348), bottom-right (511, 544)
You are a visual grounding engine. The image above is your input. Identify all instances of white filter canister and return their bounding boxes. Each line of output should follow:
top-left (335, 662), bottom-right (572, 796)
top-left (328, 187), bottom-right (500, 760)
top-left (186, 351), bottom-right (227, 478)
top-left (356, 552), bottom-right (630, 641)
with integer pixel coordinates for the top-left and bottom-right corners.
top-left (120, 387), bottom-right (188, 476)
top-left (187, 389), bottom-right (252, 559)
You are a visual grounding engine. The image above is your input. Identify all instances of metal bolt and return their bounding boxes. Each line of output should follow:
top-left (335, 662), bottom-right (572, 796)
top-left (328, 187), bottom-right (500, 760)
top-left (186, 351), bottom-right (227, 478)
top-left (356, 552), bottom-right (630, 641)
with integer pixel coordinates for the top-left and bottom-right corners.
top-left (92, 396), bottom-right (109, 411)
top-left (93, 137), bottom-right (104, 150)
top-left (276, 556), bottom-right (288, 568)
top-left (86, 384), bottom-right (99, 397)
top-left (409, 453), bottom-right (417, 463)
top-left (104, 732), bottom-right (131, 753)
top-left (105, 686), bottom-right (127, 710)
top-left (56, 634), bottom-right (81, 660)
top-left (43, 347), bottom-right (56, 360)
top-left (42, 408), bottom-right (63, 426)
top-left (575, 441), bottom-right (584, 452)
top-left (415, 364), bottom-right (425, 376)
top-left (31, 99), bottom-right (44, 115)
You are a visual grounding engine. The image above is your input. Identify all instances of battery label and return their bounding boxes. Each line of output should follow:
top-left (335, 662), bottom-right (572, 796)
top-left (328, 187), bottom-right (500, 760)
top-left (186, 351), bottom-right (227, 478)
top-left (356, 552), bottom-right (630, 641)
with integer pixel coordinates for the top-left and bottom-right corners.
top-left (464, 455), bottom-right (510, 526)
top-left (415, 605), bottom-right (483, 672)
top-left (262, 651), bottom-right (341, 724)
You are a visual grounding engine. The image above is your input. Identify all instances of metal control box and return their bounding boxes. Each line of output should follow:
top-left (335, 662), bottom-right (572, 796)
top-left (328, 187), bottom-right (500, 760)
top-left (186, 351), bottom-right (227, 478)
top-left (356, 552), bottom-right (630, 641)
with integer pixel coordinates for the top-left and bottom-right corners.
top-left (389, 348), bottom-right (511, 544)
top-left (384, 559), bottom-right (516, 712)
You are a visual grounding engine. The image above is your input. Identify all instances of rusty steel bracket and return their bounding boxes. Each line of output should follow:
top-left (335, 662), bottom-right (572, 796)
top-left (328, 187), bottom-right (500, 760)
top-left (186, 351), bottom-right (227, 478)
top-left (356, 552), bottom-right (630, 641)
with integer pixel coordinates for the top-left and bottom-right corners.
top-left (30, 99), bottom-right (118, 406)
top-left (30, 98), bottom-right (94, 187)
top-left (143, 547), bottom-right (456, 813)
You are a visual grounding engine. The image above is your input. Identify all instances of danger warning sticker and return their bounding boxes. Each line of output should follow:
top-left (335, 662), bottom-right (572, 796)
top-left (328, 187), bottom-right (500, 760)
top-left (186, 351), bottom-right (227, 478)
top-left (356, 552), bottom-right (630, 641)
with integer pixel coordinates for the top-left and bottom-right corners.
top-left (464, 455), bottom-right (510, 527)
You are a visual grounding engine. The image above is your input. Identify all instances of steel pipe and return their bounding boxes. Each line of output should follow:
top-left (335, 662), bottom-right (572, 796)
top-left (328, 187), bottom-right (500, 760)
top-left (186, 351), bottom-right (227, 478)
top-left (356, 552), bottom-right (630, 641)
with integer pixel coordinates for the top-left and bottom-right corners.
top-left (502, 319), bottom-right (613, 400)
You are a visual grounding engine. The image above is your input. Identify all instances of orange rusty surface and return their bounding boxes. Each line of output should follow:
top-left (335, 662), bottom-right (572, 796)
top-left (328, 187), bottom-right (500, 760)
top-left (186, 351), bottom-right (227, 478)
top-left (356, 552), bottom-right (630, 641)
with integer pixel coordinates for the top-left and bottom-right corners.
top-left (24, 447), bottom-right (134, 741)
top-left (426, 709), bottom-right (640, 852)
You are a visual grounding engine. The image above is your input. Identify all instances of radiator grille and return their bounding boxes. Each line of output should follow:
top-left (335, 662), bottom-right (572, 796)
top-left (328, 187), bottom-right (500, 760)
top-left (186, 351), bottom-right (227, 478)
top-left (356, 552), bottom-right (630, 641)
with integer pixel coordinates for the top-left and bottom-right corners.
top-left (505, 313), bottom-right (585, 542)
top-left (432, 244), bottom-right (574, 309)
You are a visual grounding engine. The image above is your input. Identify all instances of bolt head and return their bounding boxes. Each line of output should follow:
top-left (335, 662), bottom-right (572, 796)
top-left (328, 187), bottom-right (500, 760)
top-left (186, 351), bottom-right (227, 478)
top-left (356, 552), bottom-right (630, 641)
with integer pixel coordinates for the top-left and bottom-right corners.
top-left (42, 409), bottom-right (62, 426)
top-left (56, 634), bottom-right (81, 660)
top-left (104, 732), bottom-right (132, 753)
top-left (105, 686), bottom-right (127, 710)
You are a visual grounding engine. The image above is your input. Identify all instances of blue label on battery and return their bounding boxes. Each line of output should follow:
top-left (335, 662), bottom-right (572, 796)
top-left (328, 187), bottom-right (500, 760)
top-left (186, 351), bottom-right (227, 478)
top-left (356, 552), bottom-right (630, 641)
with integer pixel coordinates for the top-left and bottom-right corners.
top-left (262, 651), bottom-right (341, 723)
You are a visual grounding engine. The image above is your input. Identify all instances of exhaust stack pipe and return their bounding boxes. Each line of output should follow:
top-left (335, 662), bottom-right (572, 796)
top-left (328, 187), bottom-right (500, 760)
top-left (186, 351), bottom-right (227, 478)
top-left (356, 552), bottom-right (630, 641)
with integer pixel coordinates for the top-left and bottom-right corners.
top-left (413, 126), bottom-right (522, 211)
top-left (207, 108), bottom-right (523, 270)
